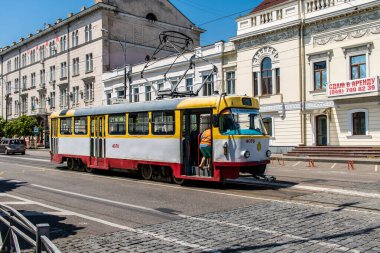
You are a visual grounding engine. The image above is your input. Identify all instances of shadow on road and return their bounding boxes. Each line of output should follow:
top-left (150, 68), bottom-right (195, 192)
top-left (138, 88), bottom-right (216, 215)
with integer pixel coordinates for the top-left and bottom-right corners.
top-left (0, 179), bottom-right (27, 194)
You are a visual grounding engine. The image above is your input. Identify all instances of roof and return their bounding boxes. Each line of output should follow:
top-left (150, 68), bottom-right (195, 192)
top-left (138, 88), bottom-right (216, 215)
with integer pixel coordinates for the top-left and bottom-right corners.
top-left (250, 0), bottom-right (289, 14)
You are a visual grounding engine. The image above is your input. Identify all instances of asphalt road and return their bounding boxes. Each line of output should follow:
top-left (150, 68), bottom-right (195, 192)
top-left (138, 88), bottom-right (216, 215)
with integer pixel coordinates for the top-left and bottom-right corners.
top-left (0, 151), bottom-right (379, 252)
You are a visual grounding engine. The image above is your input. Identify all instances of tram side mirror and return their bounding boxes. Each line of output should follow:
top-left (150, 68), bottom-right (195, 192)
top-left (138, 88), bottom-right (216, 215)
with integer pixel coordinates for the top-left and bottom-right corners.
top-left (212, 115), bottom-right (219, 127)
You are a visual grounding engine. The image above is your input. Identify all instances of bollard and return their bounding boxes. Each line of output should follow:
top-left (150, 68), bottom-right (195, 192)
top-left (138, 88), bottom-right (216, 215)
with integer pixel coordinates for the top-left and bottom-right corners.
top-left (307, 159), bottom-right (316, 168)
top-left (36, 224), bottom-right (50, 253)
top-left (347, 160), bottom-right (355, 170)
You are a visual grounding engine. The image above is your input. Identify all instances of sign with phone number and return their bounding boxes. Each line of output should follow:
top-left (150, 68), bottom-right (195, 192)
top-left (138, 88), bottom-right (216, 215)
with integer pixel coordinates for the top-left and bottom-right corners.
top-left (326, 76), bottom-right (379, 97)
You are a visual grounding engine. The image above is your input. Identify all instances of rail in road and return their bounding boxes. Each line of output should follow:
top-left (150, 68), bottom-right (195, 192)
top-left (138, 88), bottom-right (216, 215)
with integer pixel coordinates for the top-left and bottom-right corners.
top-left (0, 154), bottom-right (379, 252)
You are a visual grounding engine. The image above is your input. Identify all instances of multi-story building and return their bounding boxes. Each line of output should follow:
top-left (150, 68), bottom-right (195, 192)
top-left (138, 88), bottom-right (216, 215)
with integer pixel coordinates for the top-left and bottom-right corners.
top-left (234, 0), bottom-right (380, 151)
top-left (0, 0), bottom-right (202, 146)
top-left (103, 41), bottom-right (236, 104)
top-left (105, 0), bottom-right (380, 152)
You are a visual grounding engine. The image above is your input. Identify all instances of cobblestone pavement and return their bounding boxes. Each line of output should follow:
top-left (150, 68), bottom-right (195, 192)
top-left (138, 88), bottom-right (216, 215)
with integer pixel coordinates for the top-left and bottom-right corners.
top-left (56, 201), bottom-right (380, 253)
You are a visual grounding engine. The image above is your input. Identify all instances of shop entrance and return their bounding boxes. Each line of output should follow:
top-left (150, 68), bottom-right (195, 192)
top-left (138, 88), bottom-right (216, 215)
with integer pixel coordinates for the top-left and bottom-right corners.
top-left (316, 115), bottom-right (327, 146)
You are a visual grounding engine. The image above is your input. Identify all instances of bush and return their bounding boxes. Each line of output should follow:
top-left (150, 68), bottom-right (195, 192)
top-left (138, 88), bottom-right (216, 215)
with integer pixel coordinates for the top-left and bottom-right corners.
top-left (1, 115), bottom-right (38, 138)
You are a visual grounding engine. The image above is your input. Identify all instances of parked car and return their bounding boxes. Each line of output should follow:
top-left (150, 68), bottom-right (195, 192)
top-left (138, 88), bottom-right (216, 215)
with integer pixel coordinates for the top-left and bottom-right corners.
top-left (0, 139), bottom-right (26, 155)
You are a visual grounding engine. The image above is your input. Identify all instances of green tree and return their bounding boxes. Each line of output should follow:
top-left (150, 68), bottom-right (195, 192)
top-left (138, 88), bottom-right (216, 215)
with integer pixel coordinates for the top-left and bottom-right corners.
top-left (17, 115), bottom-right (38, 137)
top-left (4, 120), bottom-right (19, 138)
top-left (0, 117), bottom-right (6, 137)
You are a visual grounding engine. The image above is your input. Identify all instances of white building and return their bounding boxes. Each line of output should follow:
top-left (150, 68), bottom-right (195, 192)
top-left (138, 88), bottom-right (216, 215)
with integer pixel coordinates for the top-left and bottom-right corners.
top-left (104, 0), bottom-right (380, 152)
top-left (0, 0), bottom-right (202, 146)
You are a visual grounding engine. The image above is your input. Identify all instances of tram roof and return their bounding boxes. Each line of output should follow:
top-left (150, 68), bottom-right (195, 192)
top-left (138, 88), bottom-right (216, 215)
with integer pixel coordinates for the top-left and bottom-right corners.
top-left (51, 96), bottom-right (221, 117)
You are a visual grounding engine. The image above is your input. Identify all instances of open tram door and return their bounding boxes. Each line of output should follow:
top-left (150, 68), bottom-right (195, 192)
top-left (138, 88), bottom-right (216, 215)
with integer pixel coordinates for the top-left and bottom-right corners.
top-left (89, 115), bottom-right (106, 169)
top-left (182, 109), bottom-right (213, 177)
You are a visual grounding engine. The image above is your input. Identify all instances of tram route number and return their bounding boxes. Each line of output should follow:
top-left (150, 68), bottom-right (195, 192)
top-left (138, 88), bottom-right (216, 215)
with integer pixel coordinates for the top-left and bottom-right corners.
top-left (112, 144), bottom-right (120, 149)
top-left (246, 139), bottom-right (256, 144)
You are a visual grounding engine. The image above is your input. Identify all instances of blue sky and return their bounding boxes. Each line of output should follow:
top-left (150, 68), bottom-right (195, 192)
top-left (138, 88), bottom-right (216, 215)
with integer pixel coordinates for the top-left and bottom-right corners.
top-left (0, 0), bottom-right (260, 48)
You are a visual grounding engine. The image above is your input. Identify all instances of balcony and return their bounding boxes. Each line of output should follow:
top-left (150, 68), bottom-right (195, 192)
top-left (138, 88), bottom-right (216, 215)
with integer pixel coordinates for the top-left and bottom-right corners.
top-left (326, 76), bottom-right (379, 100)
top-left (37, 107), bottom-right (47, 115)
top-left (305, 0), bottom-right (336, 13)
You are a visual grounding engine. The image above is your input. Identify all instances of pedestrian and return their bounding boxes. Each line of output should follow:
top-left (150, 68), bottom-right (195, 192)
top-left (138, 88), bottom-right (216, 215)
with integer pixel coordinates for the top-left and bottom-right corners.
top-left (199, 127), bottom-right (212, 170)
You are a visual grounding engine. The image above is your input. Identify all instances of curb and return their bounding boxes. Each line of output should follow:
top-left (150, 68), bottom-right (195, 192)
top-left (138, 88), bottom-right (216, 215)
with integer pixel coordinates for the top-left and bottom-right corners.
top-left (271, 155), bottom-right (380, 165)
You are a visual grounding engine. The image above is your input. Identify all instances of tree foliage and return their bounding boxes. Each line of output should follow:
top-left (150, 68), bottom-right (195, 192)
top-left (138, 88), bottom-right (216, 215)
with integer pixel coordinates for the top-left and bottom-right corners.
top-left (0, 117), bottom-right (6, 137)
top-left (1, 115), bottom-right (38, 138)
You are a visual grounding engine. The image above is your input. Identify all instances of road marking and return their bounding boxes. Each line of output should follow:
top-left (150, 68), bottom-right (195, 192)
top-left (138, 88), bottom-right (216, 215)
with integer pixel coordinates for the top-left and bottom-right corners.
top-left (0, 201), bottom-right (33, 205)
top-left (235, 178), bottom-right (380, 199)
top-left (375, 165), bottom-right (378, 172)
top-left (0, 156), bottom-right (50, 163)
top-left (1, 162), bottom-right (379, 214)
top-left (1, 193), bottom-right (215, 251)
top-left (331, 163), bottom-right (336, 169)
top-left (31, 184), bottom-right (179, 217)
top-left (292, 162), bottom-right (300, 167)
top-left (179, 215), bottom-right (360, 253)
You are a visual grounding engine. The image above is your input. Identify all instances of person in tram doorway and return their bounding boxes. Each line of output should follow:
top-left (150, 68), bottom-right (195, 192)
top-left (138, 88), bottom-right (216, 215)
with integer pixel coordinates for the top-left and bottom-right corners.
top-left (199, 127), bottom-right (212, 170)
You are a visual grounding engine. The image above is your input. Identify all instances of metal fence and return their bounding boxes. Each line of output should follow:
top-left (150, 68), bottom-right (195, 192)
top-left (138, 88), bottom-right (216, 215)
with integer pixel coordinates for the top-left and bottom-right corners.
top-left (0, 204), bottom-right (61, 253)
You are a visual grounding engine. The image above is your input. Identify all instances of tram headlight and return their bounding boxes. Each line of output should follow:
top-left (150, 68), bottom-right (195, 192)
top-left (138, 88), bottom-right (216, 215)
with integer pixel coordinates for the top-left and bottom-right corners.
top-left (266, 150), bottom-right (272, 158)
top-left (241, 150), bottom-right (250, 159)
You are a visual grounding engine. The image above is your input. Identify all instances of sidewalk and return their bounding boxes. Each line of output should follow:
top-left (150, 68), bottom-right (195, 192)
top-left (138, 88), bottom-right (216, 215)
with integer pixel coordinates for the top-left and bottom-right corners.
top-left (271, 154), bottom-right (380, 165)
top-left (26, 148), bottom-right (50, 157)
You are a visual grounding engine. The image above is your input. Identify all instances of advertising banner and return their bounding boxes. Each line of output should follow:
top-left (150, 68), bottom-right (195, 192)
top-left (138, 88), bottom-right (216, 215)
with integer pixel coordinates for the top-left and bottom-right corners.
top-left (326, 76), bottom-right (379, 97)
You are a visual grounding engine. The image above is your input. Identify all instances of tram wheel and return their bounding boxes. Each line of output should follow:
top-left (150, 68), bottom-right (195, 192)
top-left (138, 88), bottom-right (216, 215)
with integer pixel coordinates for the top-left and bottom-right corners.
top-left (67, 158), bottom-right (74, 170)
top-left (85, 164), bottom-right (93, 173)
top-left (141, 164), bottom-right (153, 180)
top-left (172, 175), bottom-right (185, 185)
top-left (255, 165), bottom-right (267, 176)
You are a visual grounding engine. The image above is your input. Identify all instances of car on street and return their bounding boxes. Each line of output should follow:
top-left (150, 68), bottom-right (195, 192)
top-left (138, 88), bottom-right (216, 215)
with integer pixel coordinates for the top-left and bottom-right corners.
top-left (0, 139), bottom-right (26, 155)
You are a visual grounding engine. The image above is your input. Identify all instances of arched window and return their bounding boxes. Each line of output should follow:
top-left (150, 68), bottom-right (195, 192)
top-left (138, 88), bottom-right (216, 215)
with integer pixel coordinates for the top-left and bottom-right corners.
top-left (261, 57), bottom-right (272, 95)
top-left (146, 13), bottom-right (157, 22)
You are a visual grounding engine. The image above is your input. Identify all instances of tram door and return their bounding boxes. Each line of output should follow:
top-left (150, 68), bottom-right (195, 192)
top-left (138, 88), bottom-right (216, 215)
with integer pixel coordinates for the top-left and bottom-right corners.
top-left (50, 119), bottom-right (59, 154)
top-left (90, 116), bottom-right (106, 166)
top-left (182, 109), bottom-right (213, 176)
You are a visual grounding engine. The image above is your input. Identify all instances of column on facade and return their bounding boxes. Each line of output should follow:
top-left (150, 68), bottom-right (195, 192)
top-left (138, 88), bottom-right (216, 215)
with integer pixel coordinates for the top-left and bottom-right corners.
top-left (257, 71), bottom-right (262, 96)
top-left (272, 68), bottom-right (277, 95)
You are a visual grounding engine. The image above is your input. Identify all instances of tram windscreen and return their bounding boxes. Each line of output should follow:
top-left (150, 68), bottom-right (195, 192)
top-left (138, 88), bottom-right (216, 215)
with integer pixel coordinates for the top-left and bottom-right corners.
top-left (219, 108), bottom-right (267, 136)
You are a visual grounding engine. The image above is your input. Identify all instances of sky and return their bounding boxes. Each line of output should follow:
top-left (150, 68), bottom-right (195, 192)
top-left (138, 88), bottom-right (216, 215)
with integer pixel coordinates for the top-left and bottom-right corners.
top-left (0, 0), bottom-right (261, 48)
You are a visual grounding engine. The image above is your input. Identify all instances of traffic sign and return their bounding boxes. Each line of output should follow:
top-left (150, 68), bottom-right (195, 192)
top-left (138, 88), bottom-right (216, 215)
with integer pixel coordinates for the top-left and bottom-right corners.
top-left (33, 126), bottom-right (39, 135)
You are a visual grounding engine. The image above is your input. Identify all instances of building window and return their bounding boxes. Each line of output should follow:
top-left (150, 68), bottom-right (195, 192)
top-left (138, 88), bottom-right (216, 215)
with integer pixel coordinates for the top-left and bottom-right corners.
top-left (31, 96), bottom-right (37, 112)
top-left (86, 53), bottom-right (93, 72)
top-left (6, 99), bottom-right (12, 116)
top-left (14, 100), bottom-right (19, 115)
top-left (7, 61), bottom-right (11, 73)
top-left (14, 79), bottom-right (19, 93)
top-left (262, 117), bottom-right (273, 136)
top-left (253, 72), bottom-right (258, 97)
top-left (85, 24), bottom-right (92, 42)
top-left (73, 58), bottom-right (80, 76)
top-left (350, 55), bottom-right (366, 80)
top-left (60, 36), bottom-right (67, 52)
top-left (6, 82), bottom-right (12, 95)
top-left (72, 30), bottom-right (79, 47)
top-left (226, 71), bottom-right (235, 95)
top-left (133, 87), bottom-right (139, 102)
top-left (348, 109), bottom-right (368, 136)
top-left (145, 86), bottom-right (152, 101)
top-left (31, 73), bottom-right (36, 87)
top-left (50, 92), bottom-right (56, 109)
top-left (49, 66), bottom-right (56, 82)
top-left (22, 53), bottom-right (27, 67)
top-left (49, 41), bottom-right (56, 56)
top-left (261, 57), bottom-right (272, 96)
top-left (106, 93), bottom-right (112, 105)
top-left (157, 82), bottom-right (164, 91)
top-left (60, 62), bottom-right (67, 78)
top-left (40, 69), bottom-right (46, 84)
top-left (30, 50), bottom-right (36, 64)
top-left (14, 57), bottom-right (19, 70)
top-left (275, 68), bottom-right (280, 94)
top-left (202, 74), bottom-right (214, 96)
top-left (186, 78), bottom-right (193, 92)
top-left (85, 82), bottom-right (94, 101)
top-left (108, 115), bottom-right (126, 135)
top-left (117, 90), bottom-right (125, 98)
top-left (39, 45), bottom-right (45, 61)
top-left (72, 86), bottom-right (80, 105)
top-left (21, 97), bottom-right (27, 114)
top-left (313, 61), bottom-right (327, 90)
top-left (60, 87), bottom-right (68, 108)
top-left (22, 76), bottom-right (27, 91)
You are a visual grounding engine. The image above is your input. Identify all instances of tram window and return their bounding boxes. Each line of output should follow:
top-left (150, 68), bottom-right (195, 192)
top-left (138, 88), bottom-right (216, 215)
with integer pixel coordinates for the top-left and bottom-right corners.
top-left (109, 114), bottom-right (126, 135)
top-left (74, 117), bottom-right (88, 135)
top-left (128, 112), bottom-right (149, 135)
top-left (152, 111), bottom-right (175, 135)
top-left (60, 117), bottom-right (72, 135)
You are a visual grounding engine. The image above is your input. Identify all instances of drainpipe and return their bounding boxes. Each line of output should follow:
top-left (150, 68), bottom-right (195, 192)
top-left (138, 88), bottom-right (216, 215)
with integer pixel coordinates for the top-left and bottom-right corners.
top-left (298, 0), bottom-right (306, 146)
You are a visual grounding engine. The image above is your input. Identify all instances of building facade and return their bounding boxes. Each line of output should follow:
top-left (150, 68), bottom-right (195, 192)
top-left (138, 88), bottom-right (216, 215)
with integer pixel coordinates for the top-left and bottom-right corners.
top-left (234, 0), bottom-right (380, 151)
top-left (0, 0), bottom-right (202, 146)
top-left (104, 0), bottom-right (380, 152)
